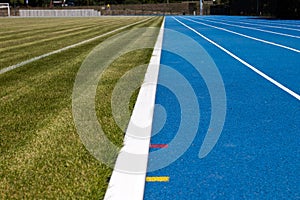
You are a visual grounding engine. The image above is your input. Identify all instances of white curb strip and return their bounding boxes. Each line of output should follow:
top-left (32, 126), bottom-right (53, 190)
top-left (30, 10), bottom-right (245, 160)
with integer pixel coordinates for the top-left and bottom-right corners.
top-left (104, 18), bottom-right (165, 200)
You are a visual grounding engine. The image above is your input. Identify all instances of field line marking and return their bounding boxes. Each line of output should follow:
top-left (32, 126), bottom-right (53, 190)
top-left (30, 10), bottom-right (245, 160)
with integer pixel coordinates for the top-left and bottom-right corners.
top-left (196, 18), bottom-right (300, 39)
top-left (181, 17), bottom-right (300, 53)
top-left (104, 18), bottom-right (165, 200)
top-left (173, 17), bottom-right (300, 101)
top-left (0, 17), bottom-right (153, 75)
top-left (237, 19), bottom-right (300, 28)
top-left (216, 18), bottom-right (300, 32)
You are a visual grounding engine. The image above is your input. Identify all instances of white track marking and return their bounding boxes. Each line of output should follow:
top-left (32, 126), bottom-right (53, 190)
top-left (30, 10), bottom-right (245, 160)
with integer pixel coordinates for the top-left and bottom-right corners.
top-left (196, 18), bottom-right (300, 39)
top-left (182, 17), bottom-right (300, 53)
top-left (213, 17), bottom-right (300, 28)
top-left (0, 17), bottom-right (152, 75)
top-left (104, 18), bottom-right (164, 200)
top-left (212, 18), bottom-right (300, 32)
top-left (173, 17), bottom-right (300, 101)
top-left (236, 19), bottom-right (300, 28)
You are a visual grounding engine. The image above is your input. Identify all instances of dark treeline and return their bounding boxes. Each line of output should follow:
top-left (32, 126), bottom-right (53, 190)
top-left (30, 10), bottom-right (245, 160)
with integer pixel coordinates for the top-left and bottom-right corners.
top-left (276, 0), bottom-right (300, 18)
top-left (213, 0), bottom-right (300, 19)
top-left (1, 0), bottom-right (299, 18)
top-left (0, 0), bottom-right (179, 7)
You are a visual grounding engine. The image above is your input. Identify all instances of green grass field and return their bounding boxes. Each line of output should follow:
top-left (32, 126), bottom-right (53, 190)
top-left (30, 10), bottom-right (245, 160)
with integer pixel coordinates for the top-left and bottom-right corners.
top-left (0, 17), bottom-right (153, 69)
top-left (0, 16), bottom-right (162, 199)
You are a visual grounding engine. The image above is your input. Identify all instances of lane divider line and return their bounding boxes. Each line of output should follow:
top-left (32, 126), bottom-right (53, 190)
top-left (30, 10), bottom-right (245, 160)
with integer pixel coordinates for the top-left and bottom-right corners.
top-left (196, 17), bottom-right (300, 39)
top-left (181, 17), bottom-right (300, 53)
top-left (173, 17), bottom-right (300, 101)
top-left (0, 17), bottom-right (153, 75)
top-left (217, 18), bottom-right (300, 32)
top-left (103, 18), bottom-right (165, 200)
top-left (235, 18), bottom-right (300, 28)
top-left (146, 176), bottom-right (170, 182)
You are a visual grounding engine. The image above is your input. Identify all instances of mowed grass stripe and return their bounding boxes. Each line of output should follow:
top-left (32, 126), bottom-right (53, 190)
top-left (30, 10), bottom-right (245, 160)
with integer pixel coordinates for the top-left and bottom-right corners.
top-left (0, 23), bottom-right (101, 43)
top-left (0, 18), bottom-right (144, 47)
top-left (0, 17), bottom-right (163, 199)
top-left (0, 17), bottom-right (150, 69)
top-left (0, 22), bottom-right (121, 51)
top-left (0, 18), bottom-right (149, 74)
top-left (0, 17), bottom-right (118, 34)
top-left (0, 18), bottom-right (131, 42)
top-left (0, 17), bottom-right (144, 36)
top-left (0, 21), bottom-right (98, 39)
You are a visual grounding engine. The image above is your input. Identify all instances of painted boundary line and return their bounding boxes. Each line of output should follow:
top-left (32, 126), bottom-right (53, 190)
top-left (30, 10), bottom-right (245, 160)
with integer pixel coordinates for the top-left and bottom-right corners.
top-left (174, 17), bottom-right (300, 101)
top-left (237, 18), bottom-right (300, 28)
top-left (243, 20), bottom-right (300, 28)
top-left (219, 18), bottom-right (300, 32)
top-left (0, 17), bottom-right (152, 75)
top-left (182, 17), bottom-right (300, 53)
top-left (198, 18), bottom-right (300, 39)
top-left (103, 17), bottom-right (165, 200)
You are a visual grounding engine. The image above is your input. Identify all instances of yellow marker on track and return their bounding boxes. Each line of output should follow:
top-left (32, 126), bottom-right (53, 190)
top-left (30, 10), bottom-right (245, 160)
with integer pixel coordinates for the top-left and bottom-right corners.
top-left (146, 176), bottom-right (170, 182)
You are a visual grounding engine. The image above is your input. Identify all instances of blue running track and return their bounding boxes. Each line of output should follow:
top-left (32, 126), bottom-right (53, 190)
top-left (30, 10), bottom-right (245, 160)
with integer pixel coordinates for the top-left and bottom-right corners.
top-left (144, 16), bottom-right (300, 199)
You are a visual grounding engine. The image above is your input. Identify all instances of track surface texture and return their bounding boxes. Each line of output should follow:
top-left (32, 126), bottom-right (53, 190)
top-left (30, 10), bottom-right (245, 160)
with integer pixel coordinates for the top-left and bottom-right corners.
top-left (144, 16), bottom-right (300, 199)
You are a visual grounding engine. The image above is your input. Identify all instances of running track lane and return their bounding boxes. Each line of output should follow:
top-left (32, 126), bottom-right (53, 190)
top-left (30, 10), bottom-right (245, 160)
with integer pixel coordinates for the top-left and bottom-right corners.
top-left (144, 16), bottom-right (300, 199)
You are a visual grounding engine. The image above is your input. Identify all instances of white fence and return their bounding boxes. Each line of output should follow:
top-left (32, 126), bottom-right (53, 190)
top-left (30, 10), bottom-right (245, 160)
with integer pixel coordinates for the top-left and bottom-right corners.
top-left (19, 9), bottom-right (101, 17)
top-left (0, 3), bottom-right (10, 17)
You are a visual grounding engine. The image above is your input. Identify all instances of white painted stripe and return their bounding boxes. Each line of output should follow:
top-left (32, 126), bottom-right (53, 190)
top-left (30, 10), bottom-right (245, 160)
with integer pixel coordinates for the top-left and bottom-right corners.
top-left (173, 17), bottom-right (300, 101)
top-left (215, 18), bottom-right (300, 32)
top-left (239, 19), bottom-right (300, 28)
top-left (0, 17), bottom-right (152, 75)
top-left (182, 17), bottom-right (300, 53)
top-left (237, 18), bottom-right (300, 28)
top-left (197, 18), bottom-right (300, 39)
top-left (104, 18), bottom-right (165, 200)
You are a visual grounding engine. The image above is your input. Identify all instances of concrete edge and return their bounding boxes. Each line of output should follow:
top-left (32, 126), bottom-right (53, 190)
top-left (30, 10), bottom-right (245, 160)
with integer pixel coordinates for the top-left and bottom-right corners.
top-left (103, 17), bottom-right (165, 200)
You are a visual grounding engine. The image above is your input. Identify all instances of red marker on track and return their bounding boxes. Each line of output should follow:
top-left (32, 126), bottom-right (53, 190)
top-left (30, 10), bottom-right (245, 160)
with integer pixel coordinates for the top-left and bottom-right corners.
top-left (150, 144), bottom-right (168, 149)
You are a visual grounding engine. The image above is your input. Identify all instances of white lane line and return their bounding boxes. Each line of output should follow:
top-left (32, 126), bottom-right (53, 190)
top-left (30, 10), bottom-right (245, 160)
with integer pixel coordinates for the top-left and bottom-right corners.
top-left (213, 18), bottom-right (300, 32)
top-left (196, 18), bottom-right (300, 39)
top-left (181, 17), bottom-right (300, 53)
top-left (237, 19), bottom-right (300, 28)
top-left (0, 17), bottom-right (152, 76)
top-left (211, 17), bottom-right (300, 28)
top-left (173, 17), bottom-right (300, 101)
top-left (103, 18), bottom-right (165, 200)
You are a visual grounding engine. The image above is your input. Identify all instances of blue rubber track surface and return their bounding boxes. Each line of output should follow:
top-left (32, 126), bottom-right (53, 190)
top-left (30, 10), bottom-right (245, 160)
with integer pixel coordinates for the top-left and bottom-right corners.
top-left (144, 16), bottom-right (300, 199)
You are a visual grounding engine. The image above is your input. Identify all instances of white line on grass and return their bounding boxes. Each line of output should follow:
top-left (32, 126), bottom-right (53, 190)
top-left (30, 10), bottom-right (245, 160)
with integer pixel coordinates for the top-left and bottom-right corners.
top-left (0, 17), bottom-right (152, 75)
top-left (182, 17), bottom-right (300, 53)
top-left (197, 18), bottom-right (300, 39)
top-left (174, 17), bottom-right (300, 101)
